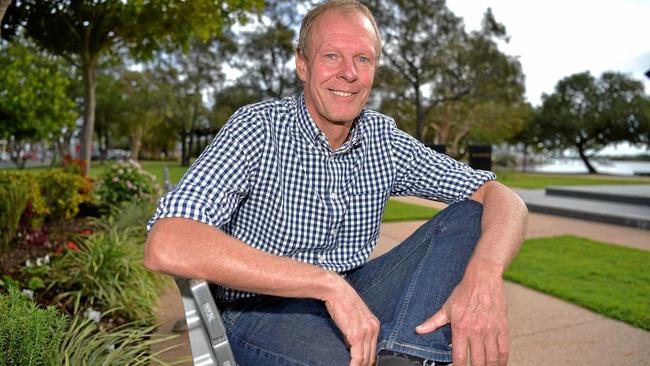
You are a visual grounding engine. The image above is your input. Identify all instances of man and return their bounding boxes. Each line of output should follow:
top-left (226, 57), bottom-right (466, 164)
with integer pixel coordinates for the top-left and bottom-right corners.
top-left (144, 1), bottom-right (527, 365)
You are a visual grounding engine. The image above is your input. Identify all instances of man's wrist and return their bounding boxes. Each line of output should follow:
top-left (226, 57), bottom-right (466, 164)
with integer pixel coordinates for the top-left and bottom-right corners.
top-left (314, 269), bottom-right (348, 303)
top-left (466, 256), bottom-right (506, 278)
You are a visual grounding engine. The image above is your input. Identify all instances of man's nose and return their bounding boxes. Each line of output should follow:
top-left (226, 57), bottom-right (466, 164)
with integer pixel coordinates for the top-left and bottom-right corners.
top-left (338, 58), bottom-right (358, 82)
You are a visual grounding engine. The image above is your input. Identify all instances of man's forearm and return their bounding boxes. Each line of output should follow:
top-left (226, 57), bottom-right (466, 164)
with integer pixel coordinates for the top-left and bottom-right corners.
top-left (144, 217), bottom-right (342, 301)
top-left (469, 180), bottom-right (528, 274)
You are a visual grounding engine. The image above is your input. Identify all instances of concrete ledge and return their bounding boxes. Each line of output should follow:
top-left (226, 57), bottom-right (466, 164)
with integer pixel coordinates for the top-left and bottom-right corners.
top-left (545, 185), bottom-right (650, 206)
top-left (515, 189), bottom-right (650, 231)
top-left (524, 202), bottom-right (650, 230)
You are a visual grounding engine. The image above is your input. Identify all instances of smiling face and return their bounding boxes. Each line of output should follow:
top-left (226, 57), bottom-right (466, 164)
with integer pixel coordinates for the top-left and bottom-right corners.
top-left (296, 9), bottom-right (379, 130)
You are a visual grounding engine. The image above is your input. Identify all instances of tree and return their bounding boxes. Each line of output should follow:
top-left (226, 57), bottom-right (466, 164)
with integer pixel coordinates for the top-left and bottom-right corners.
top-left (152, 36), bottom-right (235, 166)
top-left (232, 0), bottom-right (304, 99)
top-left (535, 71), bottom-right (650, 173)
top-left (2, 0), bottom-right (262, 174)
top-left (0, 40), bottom-right (76, 168)
top-left (0, 0), bottom-right (10, 31)
top-left (368, 1), bottom-right (526, 152)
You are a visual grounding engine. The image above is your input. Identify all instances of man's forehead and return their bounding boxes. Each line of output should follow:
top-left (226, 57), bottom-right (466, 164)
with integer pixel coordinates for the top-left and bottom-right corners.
top-left (310, 9), bottom-right (379, 49)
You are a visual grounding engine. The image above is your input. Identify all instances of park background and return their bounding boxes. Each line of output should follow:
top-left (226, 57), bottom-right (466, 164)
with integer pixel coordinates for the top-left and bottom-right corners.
top-left (0, 0), bottom-right (648, 364)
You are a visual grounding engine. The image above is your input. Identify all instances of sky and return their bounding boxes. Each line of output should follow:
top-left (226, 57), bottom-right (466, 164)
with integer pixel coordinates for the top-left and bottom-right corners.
top-left (445, 0), bottom-right (650, 155)
top-left (445, 0), bottom-right (650, 107)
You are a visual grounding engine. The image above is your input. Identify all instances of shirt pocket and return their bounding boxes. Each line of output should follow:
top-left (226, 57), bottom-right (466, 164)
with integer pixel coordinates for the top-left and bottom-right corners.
top-left (343, 189), bottom-right (389, 247)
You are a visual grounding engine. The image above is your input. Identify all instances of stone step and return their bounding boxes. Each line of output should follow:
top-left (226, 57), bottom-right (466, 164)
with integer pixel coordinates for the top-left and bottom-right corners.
top-left (514, 189), bottom-right (650, 230)
top-left (545, 185), bottom-right (650, 207)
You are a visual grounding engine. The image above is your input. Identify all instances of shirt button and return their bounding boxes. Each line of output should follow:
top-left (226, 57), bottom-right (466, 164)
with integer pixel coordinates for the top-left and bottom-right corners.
top-left (330, 228), bottom-right (337, 236)
top-left (331, 191), bottom-right (338, 199)
top-left (318, 254), bottom-right (326, 263)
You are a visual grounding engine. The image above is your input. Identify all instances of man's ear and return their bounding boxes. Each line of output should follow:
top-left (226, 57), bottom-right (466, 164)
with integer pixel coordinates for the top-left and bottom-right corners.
top-left (295, 51), bottom-right (307, 82)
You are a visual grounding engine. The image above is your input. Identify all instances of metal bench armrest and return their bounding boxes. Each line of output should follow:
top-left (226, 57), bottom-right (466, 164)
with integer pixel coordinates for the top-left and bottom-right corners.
top-left (175, 278), bottom-right (236, 366)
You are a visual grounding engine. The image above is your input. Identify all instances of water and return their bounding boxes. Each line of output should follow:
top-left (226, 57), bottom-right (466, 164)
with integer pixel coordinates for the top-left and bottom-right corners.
top-left (526, 159), bottom-right (650, 176)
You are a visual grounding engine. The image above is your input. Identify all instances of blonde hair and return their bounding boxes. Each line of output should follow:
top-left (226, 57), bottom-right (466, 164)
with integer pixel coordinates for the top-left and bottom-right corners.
top-left (297, 0), bottom-right (382, 61)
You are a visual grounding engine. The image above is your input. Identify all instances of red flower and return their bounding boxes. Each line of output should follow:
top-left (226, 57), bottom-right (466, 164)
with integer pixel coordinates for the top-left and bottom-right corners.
top-left (66, 241), bottom-right (80, 251)
top-left (79, 229), bottom-right (93, 236)
top-left (53, 245), bottom-right (64, 254)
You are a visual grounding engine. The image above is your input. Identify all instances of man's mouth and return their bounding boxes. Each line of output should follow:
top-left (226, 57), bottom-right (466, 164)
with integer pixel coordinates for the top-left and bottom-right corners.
top-left (331, 90), bottom-right (354, 97)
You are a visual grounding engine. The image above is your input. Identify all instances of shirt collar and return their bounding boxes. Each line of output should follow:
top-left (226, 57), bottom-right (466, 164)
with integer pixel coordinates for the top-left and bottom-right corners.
top-left (296, 95), bottom-right (364, 153)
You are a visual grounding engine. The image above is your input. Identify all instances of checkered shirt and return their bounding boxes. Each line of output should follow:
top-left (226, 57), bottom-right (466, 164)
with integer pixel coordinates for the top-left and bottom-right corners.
top-left (148, 96), bottom-right (496, 301)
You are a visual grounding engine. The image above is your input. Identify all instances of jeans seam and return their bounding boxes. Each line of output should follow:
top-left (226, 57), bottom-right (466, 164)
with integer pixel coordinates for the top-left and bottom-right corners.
top-left (389, 341), bottom-right (452, 356)
top-left (387, 226), bottom-right (439, 346)
top-left (358, 222), bottom-right (442, 298)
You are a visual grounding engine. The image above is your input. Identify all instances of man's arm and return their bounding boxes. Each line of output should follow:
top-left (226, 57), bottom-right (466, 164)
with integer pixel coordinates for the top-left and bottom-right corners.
top-left (415, 180), bottom-right (527, 366)
top-left (144, 217), bottom-right (380, 366)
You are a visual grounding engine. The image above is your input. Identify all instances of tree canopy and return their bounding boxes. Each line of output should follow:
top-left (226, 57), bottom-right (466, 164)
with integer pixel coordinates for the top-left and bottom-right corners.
top-left (534, 71), bottom-right (649, 173)
top-left (2, 0), bottom-right (262, 174)
top-left (0, 40), bottom-right (77, 168)
top-left (368, 0), bottom-right (527, 156)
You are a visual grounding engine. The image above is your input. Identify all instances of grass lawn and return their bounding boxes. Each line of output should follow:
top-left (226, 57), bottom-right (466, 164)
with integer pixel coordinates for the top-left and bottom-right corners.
top-left (496, 170), bottom-right (650, 189)
top-left (505, 235), bottom-right (650, 330)
top-left (382, 199), bottom-right (439, 222)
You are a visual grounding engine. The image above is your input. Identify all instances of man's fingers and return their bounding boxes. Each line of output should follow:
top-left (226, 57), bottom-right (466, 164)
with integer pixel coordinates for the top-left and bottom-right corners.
top-left (369, 318), bottom-right (379, 366)
top-left (497, 330), bottom-right (509, 366)
top-left (485, 333), bottom-right (500, 366)
top-left (451, 333), bottom-right (468, 366)
top-left (348, 343), bottom-right (363, 366)
top-left (416, 308), bottom-right (449, 334)
top-left (469, 335), bottom-right (486, 366)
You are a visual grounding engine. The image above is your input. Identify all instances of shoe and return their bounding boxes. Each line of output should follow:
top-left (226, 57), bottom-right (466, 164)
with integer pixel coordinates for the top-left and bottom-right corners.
top-left (376, 350), bottom-right (450, 366)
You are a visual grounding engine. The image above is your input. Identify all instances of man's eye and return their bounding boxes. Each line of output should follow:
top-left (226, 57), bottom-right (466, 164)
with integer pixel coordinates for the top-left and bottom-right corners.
top-left (358, 56), bottom-right (369, 63)
top-left (324, 54), bottom-right (338, 60)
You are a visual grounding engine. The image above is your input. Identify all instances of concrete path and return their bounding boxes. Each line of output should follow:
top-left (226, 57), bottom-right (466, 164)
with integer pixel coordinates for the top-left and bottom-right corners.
top-left (153, 196), bottom-right (650, 365)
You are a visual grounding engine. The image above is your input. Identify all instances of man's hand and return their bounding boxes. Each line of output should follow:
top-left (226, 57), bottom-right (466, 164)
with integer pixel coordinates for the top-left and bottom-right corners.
top-left (323, 274), bottom-right (380, 366)
top-left (415, 261), bottom-right (509, 366)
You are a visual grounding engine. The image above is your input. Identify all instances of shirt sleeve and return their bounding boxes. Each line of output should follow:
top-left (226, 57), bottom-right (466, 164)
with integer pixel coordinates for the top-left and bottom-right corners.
top-left (390, 125), bottom-right (496, 204)
top-left (147, 107), bottom-right (263, 231)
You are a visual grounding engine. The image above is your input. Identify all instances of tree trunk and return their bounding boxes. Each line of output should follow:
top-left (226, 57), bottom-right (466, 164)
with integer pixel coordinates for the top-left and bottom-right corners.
top-left (576, 143), bottom-right (598, 174)
top-left (0, 0), bottom-right (11, 33)
top-left (522, 143), bottom-right (528, 172)
top-left (130, 125), bottom-right (144, 161)
top-left (180, 130), bottom-right (190, 166)
top-left (414, 84), bottom-right (424, 142)
top-left (80, 58), bottom-right (98, 175)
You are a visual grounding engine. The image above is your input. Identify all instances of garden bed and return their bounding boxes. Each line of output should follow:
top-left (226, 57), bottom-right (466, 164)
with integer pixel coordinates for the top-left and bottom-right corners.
top-left (0, 160), bottom-right (176, 365)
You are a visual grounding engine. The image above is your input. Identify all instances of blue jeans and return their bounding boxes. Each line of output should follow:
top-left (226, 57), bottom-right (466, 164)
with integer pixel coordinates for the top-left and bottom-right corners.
top-left (220, 200), bottom-right (483, 365)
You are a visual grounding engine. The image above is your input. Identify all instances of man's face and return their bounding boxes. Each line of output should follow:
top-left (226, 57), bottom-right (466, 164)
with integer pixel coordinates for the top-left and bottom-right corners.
top-left (296, 9), bottom-right (378, 129)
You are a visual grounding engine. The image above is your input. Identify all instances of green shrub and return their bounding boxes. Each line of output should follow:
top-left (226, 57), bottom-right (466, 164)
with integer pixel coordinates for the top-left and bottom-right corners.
top-left (0, 172), bottom-right (48, 251)
top-left (94, 200), bottom-right (156, 240)
top-left (0, 286), bottom-right (68, 366)
top-left (58, 313), bottom-right (179, 366)
top-left (36, 171), bottom-right (91, 221)
top-left (47, 228), bottom-right (164, 323)
top-left (0, 176), bottom-right (29, 251)
top-left (95, 160), bottom-right (161, 207)
top-left (0, 288), bottom-right (178, 365)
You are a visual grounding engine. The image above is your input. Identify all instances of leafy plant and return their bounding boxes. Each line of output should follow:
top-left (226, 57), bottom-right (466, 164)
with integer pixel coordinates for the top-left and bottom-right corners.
top-left (0, 171), bottom-right (48, 251)
top-left (95, 160), bottom-right (162, 207)
top-left (0, 175), bottom-right (29, 251)
top-left (36, 170), bottom-right (92, 221)
top-left (93, 200), bottom-right (155, 240)
top-left (47, 228), bottom-right (165, 323)
top-left (0, 286), bottom-right (68, 366)
top-left (58, 311), bottom-right (180, 366)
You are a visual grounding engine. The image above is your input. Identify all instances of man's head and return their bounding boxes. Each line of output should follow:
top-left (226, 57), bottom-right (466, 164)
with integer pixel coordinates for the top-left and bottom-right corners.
top-left (297, 1), bottom-right (382, 63)
top-left (296, 0), bottom-right (382, 130)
